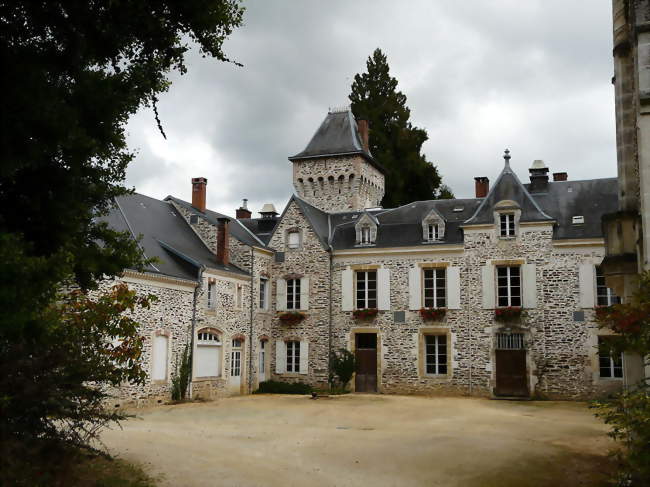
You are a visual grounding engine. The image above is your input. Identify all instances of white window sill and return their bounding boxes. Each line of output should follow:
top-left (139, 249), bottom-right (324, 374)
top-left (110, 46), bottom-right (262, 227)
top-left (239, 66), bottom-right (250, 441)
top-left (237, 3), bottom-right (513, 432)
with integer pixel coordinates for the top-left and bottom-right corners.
top-left (597, 377), bottom-right (623, 381)
top-left (194, 376), bottom-right (222, 381)
top-left (355, 243), bottom-right (375, 247)
top-left (498, 236), bottom-right (516, 240)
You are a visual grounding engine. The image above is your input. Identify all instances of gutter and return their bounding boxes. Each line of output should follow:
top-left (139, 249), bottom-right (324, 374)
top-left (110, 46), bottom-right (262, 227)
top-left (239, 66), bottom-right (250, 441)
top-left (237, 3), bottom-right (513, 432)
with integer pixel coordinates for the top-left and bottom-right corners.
top-left (328, 248), bottom-right (333, 387)
top-left (188, 265), bottom-right (205, 399)
top-left (248, 247), bottom-right (255, 394)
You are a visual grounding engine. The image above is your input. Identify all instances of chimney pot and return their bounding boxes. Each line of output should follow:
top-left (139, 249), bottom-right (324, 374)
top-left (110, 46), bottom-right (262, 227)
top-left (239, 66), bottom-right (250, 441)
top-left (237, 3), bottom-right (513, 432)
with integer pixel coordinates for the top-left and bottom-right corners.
top-left (357, 119), bottom-right (370, 153)
top-left (236, 198), bottom-right (252, 219)
top-left (474, 177), bottom-right (489, 198)
top-left (191, 177), bottom-right (207, 213)
top-left (553, 172), bottom-right (568, 181)
top-left (216, 217), bottom-right (229, 267)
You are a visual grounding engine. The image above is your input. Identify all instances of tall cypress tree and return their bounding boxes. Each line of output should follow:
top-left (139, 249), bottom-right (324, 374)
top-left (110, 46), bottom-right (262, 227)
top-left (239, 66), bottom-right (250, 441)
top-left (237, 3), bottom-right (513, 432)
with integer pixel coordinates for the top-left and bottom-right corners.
top-left (349, 49), bottom-right (453, 207)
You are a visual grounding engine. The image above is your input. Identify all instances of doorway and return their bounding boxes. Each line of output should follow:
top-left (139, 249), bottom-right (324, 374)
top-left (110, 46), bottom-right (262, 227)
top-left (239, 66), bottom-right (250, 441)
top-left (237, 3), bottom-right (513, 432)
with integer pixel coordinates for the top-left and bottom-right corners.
top-left (230, 338), bottom-right (243, 393)
top-left (494, 333), bottom-right (528, 397)
top-left (355, 333), bottom-right (377, 392)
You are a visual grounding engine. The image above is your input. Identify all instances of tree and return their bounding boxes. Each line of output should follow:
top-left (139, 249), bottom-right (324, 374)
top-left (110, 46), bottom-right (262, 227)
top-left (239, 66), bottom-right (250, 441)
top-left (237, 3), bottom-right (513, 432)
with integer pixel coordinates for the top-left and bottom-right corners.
top-left (329, 348), bottom-right (356, 390)
top-left (349, 48), bottom-right (454, 207)
top-left (0, 0), bottom-right (244, 478)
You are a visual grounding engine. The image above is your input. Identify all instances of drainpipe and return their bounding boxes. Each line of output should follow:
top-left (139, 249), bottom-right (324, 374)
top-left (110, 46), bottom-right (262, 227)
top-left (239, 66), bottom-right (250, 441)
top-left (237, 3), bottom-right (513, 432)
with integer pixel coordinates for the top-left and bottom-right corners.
top-left (188, 265), bottom-right (206, 399)
top-left (328, 249), bottom-right (333, 388)
top-left (248, 247), bottom-right (255, 394)
top-left (468, 304), bottom-right (473, 396)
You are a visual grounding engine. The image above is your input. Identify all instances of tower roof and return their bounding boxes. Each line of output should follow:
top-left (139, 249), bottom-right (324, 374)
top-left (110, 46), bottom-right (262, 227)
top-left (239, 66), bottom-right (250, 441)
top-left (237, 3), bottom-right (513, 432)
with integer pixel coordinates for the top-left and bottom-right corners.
top-left (289, 109), bottom-right (385, 174)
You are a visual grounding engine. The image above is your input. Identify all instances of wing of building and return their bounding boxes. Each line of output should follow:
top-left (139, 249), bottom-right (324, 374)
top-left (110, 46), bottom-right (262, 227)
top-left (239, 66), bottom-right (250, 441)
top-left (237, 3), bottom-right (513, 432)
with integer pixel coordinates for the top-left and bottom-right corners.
top-left (104, 108), bottom-right (638, 406)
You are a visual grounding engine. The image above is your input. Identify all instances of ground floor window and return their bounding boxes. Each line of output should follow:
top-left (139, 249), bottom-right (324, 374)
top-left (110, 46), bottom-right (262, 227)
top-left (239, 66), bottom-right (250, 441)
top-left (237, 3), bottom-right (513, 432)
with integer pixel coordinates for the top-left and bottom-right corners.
top-left (598, 337), bottom-right (623, 379)
top-left (196, 330), bottom-right (221, 377)
top-left (425, 335), bottom-right (447, 375)
top-left (286, 341), bottom-right (300, 373)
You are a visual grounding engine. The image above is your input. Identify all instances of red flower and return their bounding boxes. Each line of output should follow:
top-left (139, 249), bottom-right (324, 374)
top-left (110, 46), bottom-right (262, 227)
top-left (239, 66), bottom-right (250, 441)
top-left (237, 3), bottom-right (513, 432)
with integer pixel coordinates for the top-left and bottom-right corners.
top-left (419, 308), bottom-right (447, 321)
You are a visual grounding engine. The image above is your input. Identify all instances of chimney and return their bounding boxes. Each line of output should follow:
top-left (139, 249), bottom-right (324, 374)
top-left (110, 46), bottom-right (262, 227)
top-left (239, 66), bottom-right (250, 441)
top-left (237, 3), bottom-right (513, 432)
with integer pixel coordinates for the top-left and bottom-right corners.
top-left (553, 172), bottom-right (568, 182)
top-left (474, 177), bottom-right (489, 198)
top-left (216, 217), bottom-right (229, 267)
top-left (357, 119), bottom-right (370, 153)
top-left (258, 203), bottom-right (279, 232)
top-left (528, 160), bottom-right (549, 193)
top-left (191, 177), bottom-right (207, 213)
top-left (236, 198), bottom-right (252, 219)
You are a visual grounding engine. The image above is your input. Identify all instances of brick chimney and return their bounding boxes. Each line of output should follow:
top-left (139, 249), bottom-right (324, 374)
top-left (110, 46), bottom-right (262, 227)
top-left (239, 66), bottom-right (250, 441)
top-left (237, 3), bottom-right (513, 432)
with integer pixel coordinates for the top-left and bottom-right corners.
top-left (474, 177), bottom-right (489, 198)
top-left (528, 160), bottom-right (549, 193)
top-left (191, 177), bottom-right (207, 213)
top-left (357, 119), bottom-right (370, 153)
top-left (553, 172), bottom-right (568, 181)
top-left (236, 198), bottom-right (252, 219)
top-left (216, 217), bottom-right (229, 266)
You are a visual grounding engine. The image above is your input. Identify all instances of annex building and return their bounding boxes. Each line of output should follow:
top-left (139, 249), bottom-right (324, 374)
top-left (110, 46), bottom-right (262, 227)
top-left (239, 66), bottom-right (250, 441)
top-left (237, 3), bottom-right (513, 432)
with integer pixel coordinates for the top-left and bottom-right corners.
top-left (103, 108), bottom-right (641, 406)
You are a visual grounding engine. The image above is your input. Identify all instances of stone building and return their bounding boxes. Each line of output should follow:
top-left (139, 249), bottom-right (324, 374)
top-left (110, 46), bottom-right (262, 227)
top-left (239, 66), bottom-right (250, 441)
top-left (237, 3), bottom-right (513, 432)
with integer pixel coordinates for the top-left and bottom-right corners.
top-left (106, 108), bottom-right (630, 404)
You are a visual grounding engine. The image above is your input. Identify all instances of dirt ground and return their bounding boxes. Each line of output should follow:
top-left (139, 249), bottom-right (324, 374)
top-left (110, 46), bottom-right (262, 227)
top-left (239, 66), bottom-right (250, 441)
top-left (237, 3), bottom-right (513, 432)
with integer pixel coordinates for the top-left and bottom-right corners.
top-left (101, 394), bottom-right (616, 487)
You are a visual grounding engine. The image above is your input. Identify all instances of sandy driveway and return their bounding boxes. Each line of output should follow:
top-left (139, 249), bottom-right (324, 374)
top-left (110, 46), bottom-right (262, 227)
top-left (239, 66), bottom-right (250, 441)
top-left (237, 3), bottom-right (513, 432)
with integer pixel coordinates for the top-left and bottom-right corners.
top-left (101, 394), bottom-right (615, 487)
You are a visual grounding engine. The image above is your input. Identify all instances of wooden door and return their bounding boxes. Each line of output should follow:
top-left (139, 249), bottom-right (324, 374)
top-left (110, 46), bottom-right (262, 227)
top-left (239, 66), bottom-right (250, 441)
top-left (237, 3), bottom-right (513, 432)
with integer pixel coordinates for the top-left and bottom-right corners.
top-left (355, 333), bottom-right (377, 392)
top-left (495, 349), bottom-right (528, 397)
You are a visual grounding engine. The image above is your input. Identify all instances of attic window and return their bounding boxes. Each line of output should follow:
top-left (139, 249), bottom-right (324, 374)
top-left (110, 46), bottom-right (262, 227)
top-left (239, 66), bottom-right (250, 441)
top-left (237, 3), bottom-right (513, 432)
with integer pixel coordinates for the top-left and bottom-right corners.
top-left (427, 224), bottom-right (440, 242)
top-left (453, 207), bottom-right (464, 212)
top-left (361, 227), bottom-right (371, 244)
top-left (190, 215), bottom-right (199, 224)
top-left (572, 215), bottom-right (585, 225)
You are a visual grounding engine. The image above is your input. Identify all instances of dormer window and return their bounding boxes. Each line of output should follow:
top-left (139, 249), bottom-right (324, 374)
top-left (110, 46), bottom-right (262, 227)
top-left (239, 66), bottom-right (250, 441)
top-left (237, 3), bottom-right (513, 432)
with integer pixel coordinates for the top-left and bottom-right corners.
top-left (427, 224), bottom-right (440, 242)
top-left (500, 213), bottom-right (515, 237)
top-left (355, 212), bottom-right (378, 246)
top-left (421, 207), bottom-right (445, 243)
top-left (361, 226), bottom-right (371, 244)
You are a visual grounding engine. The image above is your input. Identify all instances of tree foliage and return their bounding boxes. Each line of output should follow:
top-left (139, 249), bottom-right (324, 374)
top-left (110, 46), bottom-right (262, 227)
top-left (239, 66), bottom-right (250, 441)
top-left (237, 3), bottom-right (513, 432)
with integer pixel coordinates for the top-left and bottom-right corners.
top-left (329, 348), bottom-right (356, 390)
top-left (593, 271), bottom-right (650, 485)
top-left (171, 344), bottom-right (191, 402)
top-left (349, 48), bottom-right (453, 207)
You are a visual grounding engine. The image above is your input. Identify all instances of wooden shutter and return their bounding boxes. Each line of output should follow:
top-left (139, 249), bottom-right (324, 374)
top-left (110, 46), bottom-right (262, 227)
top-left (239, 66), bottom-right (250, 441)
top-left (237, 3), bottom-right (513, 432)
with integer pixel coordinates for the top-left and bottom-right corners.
top-left (377, 267), bottom-right (391, 310)
top-left (276, 278), bottom-right (287, 311)
top-left (408, 266), bottom-right (421, 310)
top-left (299, 341), bottom-right (309, 375)
top-left (447, 266), bottom-right (461, 309)
top-left (275, 340), bottom-right (286, 374)
top-left (522, 264), bottom-right (537, 308)
top-left (341, 268), bottom-right (353, 311)
top-left (481, 264), bottom-right (495, 309)
top-left (299, 277), bottom-right (310, 310)
top-left (579, 264), bottom-right (596, 308)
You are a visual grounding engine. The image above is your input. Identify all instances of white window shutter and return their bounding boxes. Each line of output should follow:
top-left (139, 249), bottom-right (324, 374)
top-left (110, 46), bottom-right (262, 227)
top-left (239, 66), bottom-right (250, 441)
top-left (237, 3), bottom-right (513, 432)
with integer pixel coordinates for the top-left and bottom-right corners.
top-left (579, 264), bottom-right (596, 308)
top-left (481, 264), bottom-right (495, 309)
top-left (152, 335), bottom-right (168, 381)
top-left (275, 340), bottom-right (286, 374)
top-left (299, 277), bottom-right (310, 310)
top-left (276, 278), bottom-right (287, 311)
top-left (522, 264), bottom-right (537, 308)
top-left (299, 341), bottom-right (309, 375)
top-left (341, 268), bottom-right (353, 311)
top-left (408, 266), bottom-right (421, 310)
top-left (447, 267), bottom-right (461, 309)
top-left (377, 267), bottom-right (391, 310)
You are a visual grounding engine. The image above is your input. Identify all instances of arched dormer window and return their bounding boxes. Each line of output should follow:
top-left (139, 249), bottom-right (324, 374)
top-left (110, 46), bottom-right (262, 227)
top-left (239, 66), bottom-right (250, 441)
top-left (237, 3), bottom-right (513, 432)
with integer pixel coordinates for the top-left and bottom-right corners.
top-left (355, 212), bottom-right (378, 246)
top-left (422, 207), bottom-right (445, 242)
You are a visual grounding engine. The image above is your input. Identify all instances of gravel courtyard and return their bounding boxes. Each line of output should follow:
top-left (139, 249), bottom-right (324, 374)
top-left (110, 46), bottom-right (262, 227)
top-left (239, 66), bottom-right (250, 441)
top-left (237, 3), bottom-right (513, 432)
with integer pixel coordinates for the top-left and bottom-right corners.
top-left (101, 394), bottom-right (615, 487)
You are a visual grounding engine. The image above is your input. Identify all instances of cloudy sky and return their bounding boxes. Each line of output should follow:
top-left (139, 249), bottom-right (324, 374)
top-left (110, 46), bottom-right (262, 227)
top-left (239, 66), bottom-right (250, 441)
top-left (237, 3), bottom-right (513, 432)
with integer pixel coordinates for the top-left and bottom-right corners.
top-left (124, 0), bottom-right (616, 217)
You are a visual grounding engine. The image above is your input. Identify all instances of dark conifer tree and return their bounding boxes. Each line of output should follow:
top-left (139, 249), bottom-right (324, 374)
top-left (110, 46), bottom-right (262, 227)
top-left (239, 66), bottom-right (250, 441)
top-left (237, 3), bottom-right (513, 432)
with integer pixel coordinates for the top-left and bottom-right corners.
top-left (349, 49), bottom-right (453, 207)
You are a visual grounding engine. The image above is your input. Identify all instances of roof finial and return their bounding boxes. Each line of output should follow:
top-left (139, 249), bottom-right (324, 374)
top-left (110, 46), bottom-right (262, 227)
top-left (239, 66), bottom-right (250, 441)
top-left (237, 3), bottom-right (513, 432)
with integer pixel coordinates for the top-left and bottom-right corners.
top-left (503, 148), bottom-right (511, 168)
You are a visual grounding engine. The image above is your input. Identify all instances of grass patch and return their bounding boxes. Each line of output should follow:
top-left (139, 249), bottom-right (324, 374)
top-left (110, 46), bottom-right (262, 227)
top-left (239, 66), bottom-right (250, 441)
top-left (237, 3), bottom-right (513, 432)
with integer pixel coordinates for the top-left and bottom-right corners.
top-left (66, 453), bottom-right (157, 487)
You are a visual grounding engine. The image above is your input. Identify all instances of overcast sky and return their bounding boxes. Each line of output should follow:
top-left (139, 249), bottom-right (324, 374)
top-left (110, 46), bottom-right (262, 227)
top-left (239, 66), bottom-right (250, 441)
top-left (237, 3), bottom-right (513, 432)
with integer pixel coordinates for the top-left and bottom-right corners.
top-left (124, 0), bottom-right (616, 217)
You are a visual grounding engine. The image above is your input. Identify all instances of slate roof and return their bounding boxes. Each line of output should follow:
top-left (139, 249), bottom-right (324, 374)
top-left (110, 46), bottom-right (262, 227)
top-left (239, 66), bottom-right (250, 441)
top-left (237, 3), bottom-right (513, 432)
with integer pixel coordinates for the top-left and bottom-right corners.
top-left (237, 218), bottom-right (279, 245)
top-left (289, 110), bottom-right (385, 174)
top-left (102, 193), bottom-right (248, 281)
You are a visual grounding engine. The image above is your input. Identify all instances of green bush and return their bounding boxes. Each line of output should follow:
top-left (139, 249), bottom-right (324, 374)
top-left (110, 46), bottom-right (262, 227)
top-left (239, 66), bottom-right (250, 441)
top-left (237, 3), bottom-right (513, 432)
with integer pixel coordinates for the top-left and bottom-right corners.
top-left (254, 380), bottom-right (313, 395)
top-left (171, 344), bottom-right (190, 401)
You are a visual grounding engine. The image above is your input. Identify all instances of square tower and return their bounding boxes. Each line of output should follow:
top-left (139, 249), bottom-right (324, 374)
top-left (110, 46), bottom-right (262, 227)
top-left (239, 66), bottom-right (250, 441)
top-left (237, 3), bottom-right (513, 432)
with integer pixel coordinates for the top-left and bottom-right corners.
top-left (289, 109), bottom-right (385, 212)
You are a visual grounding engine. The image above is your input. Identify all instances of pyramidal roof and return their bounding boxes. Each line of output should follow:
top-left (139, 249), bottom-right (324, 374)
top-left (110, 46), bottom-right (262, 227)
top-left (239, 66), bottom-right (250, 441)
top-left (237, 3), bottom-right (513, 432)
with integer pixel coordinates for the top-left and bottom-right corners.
top-left (464, 150), bottom-right (553, 225)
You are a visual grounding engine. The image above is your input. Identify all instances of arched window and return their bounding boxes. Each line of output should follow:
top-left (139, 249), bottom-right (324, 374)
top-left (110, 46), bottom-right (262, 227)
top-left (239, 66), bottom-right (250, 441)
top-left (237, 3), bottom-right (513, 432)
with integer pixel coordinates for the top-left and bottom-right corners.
top-left (196, 329), bottom-right (222, 377)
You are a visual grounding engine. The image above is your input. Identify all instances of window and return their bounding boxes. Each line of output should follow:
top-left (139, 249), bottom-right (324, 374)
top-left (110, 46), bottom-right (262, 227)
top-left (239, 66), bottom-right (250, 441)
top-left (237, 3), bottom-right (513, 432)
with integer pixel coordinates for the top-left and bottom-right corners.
top-left (500, 213), bottom-right (515, 237)
top-left (286, 279), bottom-right (301, 310)
top-left (423, 268), bottom-right (446, 308)
top-left (151, 334), bottom-right (169, 381)
top-left (425, 335), bottom-right (447, 375)
top-left (259, 277), bottom-right (268, 309)
top-left (259, 340), bottom-right (266, 378)
top-left (599, 337), bottom-right (623, 379)
top-left (496, 333), bottom-right (524, 350)
top-left (427, 224), bottom-right (440, 241)
top-left (596, 267), bottom-right (621, 306)
top-left (207, 282), bottom-right (215, 309)
top-left (497, 266), bottom-right (521, 307)
top-left (231, 339), bottom-right (242, 377)
top-left (361, 226), bottom-right (371, 244)
top-left (287, 231), bottom-right (300, 249)
top-left (286, 341), bottom-right (300, 373)
top-left (236, 284), bottom-right (243, 309)
top-left (356, 270), bottom-right (377, 309)
top-left (196, 330), bottom-right (221, 377)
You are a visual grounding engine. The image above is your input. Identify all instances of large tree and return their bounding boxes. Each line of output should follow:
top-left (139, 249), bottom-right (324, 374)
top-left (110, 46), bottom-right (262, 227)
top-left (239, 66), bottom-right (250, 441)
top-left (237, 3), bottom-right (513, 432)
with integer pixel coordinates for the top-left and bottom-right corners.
top-left (349, 48), bottom-right (453, 207)
top-left (0, 0), bottom-right (243, 479)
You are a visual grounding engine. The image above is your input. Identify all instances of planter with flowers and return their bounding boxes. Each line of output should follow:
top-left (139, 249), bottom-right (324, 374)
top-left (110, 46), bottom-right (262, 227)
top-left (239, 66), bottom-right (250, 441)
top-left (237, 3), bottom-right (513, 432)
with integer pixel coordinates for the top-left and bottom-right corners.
top-left (353, 308), bottom-right (378, 321)
top-left (419, 307), bottom-right (447, 322)
top-left (278, 311), bottom-right (306, 325)
top-left (494, 307), bottom-right (524, 323)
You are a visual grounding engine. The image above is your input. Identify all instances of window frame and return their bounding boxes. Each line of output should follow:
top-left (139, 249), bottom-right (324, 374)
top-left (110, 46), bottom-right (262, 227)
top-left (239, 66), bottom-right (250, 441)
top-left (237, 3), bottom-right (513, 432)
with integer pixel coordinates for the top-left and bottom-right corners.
top-left (361, 226), bottom-right (371, 245)
top-left (287, 230), bottom-right (300, 249)
top-left (496, 265), bottom-right (521, 308)
top-left (598, 337), bottom-right (623, 379)
top-left (596, 266), bottom-right (621, 306)
top-left (207, 282), bottom-right (216, 309)
top-left (195, 329), bottom-right (222, 378)
top-left (230, 338), bottom-right (242, 377)
top-left (499, 213), bottom-right (516, 238)
top-left (424, 334), bottom-right (448, 376)
top-left (259, 277), bottom-right (268, 310)
top-left (427, 223), bottom-right (440, 242)
top-left (422, 267), bottom-right (446, 308)
top-left (286, 278), bottom-right (302, 310)
top-left (286, 341), bottom-right (301, 373)
top-left (355, 270), bottom-right (377, 310)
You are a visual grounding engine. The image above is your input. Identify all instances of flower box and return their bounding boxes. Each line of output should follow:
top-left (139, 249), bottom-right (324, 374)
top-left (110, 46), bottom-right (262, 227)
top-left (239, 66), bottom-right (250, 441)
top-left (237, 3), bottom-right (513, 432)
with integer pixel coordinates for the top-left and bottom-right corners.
top-left (494, 307), bottom-right (524, 322)
top-left (278, 311), bottom-right (306, 325)
top-left (419, 307), bottom-right (447, 321)
top-left (353, 308), bottom-right (378, 320)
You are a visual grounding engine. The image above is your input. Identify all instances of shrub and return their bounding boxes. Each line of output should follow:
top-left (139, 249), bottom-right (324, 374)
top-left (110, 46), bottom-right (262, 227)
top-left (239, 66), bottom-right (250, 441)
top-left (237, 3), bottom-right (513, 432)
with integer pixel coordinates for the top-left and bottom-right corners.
top-left (255, 380), bottom-right (312, 394)
top-left (329, 348), bottom-right (356, 390)
top-left (278, 311), bottom-right (306, 325)
top-left (171, 344), bottom-right (191, 401)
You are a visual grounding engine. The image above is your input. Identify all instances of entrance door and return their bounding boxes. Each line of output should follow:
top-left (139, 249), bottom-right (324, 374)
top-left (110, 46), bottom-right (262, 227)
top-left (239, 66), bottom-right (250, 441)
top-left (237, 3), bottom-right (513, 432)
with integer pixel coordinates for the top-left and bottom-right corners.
top-left (355, 333), bottom-right (377, 392)
top-left (495, 333), bottom-right (528, 397)
top-left (230, 339), bottom-right (242, 393)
